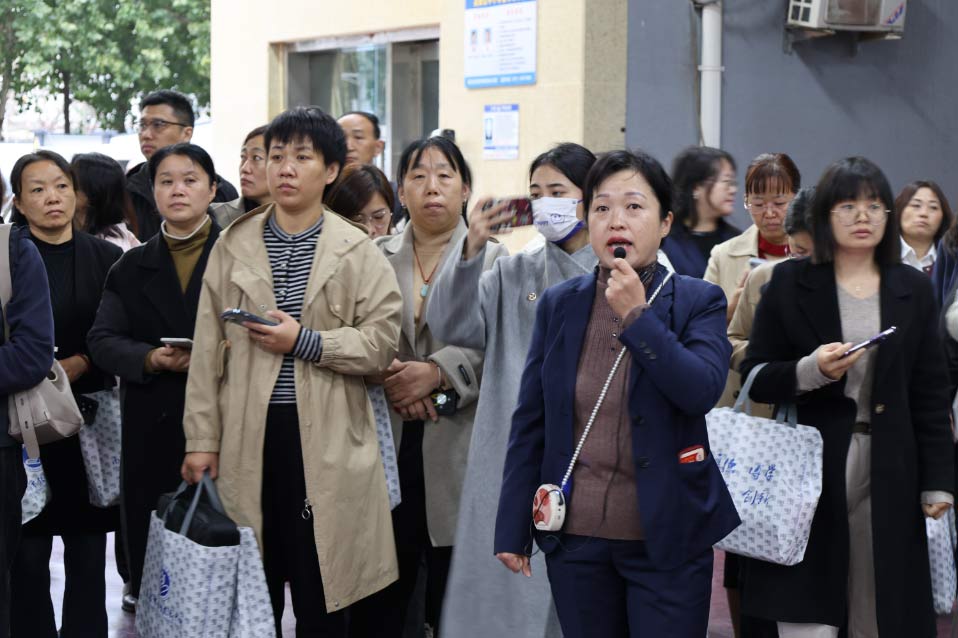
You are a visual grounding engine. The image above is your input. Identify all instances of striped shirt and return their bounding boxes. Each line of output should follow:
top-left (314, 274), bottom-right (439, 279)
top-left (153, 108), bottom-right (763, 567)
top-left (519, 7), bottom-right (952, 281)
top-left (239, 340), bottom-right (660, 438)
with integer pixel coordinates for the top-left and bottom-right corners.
top-left (264, 214), bottom-right (324, 404)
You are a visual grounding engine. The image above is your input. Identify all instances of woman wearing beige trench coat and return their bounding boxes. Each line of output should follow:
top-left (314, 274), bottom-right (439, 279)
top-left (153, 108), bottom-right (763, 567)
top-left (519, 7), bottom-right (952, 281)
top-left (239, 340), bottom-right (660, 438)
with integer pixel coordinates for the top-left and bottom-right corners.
top-left (181, 107), bottom-right (404, 636)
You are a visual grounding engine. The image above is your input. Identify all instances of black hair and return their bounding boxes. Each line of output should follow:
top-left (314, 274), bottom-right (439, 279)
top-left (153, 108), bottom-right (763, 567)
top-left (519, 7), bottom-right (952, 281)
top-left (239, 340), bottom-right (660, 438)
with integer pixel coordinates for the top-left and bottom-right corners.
top-left (71, 153), bottom-right (138, 239)
top-left (583, 149), bottom-right (673, 220)
top-left (243, 125), bottom-right (269, 146)
top-left (895, 180), bottom-right (953, 245)
top-left (784, 186), bottom-right (815, 236)
top-left (338, 111), bottom-right (381, 140)
top-left (264, 106), bottom-right (347, 171)
top-left (148, 143), bottom-right (216, 187)
top-left (671, 146), bottom-right (736, 229)
top-left (809, 157), bottom-right (899, 265)
top-left (397, 136), bottom-right (473, 191)
top-left (140, 90), bottom-right (195, 127)
top-left (325, 164), bottom-right (396, 222)
top-left (528, 143), bottom-right (596, 191)
top-left (10, 150), bottom-right (74, 226)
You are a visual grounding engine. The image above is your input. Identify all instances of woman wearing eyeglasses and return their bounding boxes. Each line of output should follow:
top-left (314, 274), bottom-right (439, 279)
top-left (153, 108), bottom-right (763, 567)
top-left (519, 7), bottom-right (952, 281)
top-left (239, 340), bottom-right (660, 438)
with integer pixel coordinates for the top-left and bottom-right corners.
top-left (325, 163), bottom-right (395, 239)
top-left (706, 153), bottom-right (801, 637)
top-left (662, 146), bottom-right (740, 278)
top-left (705, 153), bottom-right (800, 326)
top-left (741, 157), bottom-right (954, 637)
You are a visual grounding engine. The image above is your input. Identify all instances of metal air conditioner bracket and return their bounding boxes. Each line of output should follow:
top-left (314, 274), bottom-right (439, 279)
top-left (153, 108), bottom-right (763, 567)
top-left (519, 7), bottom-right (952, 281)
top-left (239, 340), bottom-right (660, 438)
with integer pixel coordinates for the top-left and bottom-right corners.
top-left (783, 26), bottom-right (835, 54)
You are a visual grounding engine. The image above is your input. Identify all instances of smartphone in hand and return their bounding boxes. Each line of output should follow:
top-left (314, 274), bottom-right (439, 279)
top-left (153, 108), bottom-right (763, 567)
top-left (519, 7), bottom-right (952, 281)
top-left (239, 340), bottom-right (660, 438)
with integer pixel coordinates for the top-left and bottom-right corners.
top-left (161, 337), bottom-right (194, 350)
top-left (485, 197), bottom-right (533, 231)
top-left (220, 308), bottom-right (279, 327)
top-left (841, 326), bottom-right (897, 358)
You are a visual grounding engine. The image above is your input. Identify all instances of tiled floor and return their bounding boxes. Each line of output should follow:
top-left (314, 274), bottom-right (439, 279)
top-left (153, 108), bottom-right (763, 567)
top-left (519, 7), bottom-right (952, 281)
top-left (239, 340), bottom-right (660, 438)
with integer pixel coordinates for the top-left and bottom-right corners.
top-left (43, 537), bottom-right (955, 637)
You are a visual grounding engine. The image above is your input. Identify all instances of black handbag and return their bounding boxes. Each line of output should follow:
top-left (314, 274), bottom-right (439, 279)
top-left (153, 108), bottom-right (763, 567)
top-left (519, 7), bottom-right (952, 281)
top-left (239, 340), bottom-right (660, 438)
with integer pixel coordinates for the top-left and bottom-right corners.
top-left (156, 473), bottom-right (240, 548)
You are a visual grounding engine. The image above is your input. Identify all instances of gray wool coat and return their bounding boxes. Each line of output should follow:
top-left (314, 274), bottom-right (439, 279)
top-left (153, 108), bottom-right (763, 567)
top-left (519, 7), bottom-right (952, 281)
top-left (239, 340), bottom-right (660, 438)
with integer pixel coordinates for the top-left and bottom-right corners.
top-left (426, 236), bottom-right (598, 638)
top-left (376, 219), bottom-right (506, 547)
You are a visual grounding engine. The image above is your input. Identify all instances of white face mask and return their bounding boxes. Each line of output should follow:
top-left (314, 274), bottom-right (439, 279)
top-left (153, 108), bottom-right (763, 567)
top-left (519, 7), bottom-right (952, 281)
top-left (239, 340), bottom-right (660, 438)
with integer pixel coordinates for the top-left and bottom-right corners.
top-left (532, 197), bottom-right (583, 244)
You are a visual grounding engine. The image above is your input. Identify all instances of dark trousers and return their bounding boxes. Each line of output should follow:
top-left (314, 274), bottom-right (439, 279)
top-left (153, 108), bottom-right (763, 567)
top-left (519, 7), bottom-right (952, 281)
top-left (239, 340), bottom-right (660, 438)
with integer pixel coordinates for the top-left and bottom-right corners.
top-left (725, 552), bottom-right (779, 638)
top-left (545, 535), bottom-right (713, 638)
top-left (0, 446), bottom-right (25, 638)
top-left (11, 533), bottom-right (107, 638)
top-left (262, 404), bottom-right (347, 638)
top-left (349, 420), bottom-right (451, 638)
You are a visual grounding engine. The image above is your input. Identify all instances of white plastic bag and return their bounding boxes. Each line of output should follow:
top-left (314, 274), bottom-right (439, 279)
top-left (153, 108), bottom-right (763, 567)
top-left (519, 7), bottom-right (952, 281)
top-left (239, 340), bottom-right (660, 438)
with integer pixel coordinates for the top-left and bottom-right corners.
top-left (228, 527), bottom-right (276, 638)
top-left (926, 508), bottom-right (956, 615)
top-left (136, 512), bottom-right (238, 638)
top-left (78, 388), bottom-right (122, 507)
top-left (368, 384), bottom-right (401, 510)
top-left (707, 364), bottom-right (824, 566)
top-left (21, 446), bottom-right (48, 524)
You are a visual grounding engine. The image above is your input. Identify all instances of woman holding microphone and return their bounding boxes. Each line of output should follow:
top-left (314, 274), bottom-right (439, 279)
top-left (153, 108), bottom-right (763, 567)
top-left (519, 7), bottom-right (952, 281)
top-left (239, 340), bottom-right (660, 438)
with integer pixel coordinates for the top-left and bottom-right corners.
top-left (495, 149), bottom-right (739, 636)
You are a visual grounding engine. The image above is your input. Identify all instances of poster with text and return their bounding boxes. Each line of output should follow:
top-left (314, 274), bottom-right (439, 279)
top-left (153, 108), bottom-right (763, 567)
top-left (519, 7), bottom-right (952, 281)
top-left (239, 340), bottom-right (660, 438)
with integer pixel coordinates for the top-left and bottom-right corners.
top-left (482, 104), bottom-right (519, 160)
top-left (464, 0), bottom-right (537, 88)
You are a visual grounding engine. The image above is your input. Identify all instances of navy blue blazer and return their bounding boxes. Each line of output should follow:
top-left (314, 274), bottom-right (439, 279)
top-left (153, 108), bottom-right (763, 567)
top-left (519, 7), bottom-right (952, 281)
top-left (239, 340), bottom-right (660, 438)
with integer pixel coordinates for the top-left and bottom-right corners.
top-left (661, 221), bottom-right (740, 279)
top-left (494, 267), bottom-right (740, 570)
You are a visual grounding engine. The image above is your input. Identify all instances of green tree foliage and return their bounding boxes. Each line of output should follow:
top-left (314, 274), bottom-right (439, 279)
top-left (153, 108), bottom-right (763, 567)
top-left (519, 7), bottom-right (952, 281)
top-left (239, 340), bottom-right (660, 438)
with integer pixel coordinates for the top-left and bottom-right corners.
top-left (0, 0), bottom-right (210, 135)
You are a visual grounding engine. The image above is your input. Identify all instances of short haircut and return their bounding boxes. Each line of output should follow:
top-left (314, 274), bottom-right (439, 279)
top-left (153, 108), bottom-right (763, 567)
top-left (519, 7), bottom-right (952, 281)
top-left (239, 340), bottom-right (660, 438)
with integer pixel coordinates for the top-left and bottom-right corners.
top-left (745, 153), bottom-right (801, 196)
top-left (809, 157), bottom-right (899, 266)
top-left (784, 186), bottom-right (815, 236)
top-left (671, 146), bottom-right (736, 229)
top-left (528, 143), bottom-right (597, 191)
top-left (10, 150), bottom-right (74, 226)
top-left (397, 136), bottom-right (472, 190)
top-left (265, 106), bottom-right (347, 171)
top-left (148, 143), bottom-right (216, 187)
top-left (324, 164), bottom-right (396, 221)
top-left (339, 111), bottom-right (381, 140)
top-left (583, 149), bottom-right (673, 221)
top-left (895, 180), bottom-right (953, 244)
top-left (71, 152), bottom-right (138, 238)
top-left (140, 90), bottom-right (195, 127)
top-left (243, 125), bottom-right (269, 146)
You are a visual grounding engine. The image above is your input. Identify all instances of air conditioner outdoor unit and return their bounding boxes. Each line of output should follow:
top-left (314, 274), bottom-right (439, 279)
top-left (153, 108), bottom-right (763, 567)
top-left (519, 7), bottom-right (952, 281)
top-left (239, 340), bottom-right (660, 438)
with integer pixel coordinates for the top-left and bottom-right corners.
top-left (787, 0), bottom-right (907, 34)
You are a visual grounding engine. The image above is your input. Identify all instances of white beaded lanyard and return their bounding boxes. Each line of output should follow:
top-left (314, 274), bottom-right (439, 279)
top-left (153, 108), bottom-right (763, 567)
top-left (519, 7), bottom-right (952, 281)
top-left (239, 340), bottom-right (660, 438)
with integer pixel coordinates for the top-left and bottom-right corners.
top-left (558, 270), bottom-right (673, 495)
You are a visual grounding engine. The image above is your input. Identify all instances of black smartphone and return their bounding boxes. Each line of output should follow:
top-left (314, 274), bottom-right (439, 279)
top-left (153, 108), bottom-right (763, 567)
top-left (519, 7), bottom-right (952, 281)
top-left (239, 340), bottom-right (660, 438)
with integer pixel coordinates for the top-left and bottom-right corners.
top-left (220, 308), bottom-right (279, 327)
top-left (485, 197), bottom-right (534, 231)
top-left (841, 326), bottom-right (897, 358)
top-left (76, 394), bottom-right (99, 426)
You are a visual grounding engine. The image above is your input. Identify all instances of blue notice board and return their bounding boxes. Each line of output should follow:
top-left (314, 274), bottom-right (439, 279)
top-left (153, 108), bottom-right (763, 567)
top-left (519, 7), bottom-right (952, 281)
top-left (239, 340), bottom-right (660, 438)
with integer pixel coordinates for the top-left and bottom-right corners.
top-left (464, 0), bottom-right (537, 89)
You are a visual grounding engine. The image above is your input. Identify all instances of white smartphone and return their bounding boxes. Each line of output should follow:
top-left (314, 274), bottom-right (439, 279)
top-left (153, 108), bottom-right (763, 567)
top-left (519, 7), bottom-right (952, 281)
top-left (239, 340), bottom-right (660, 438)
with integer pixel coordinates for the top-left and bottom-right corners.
top-left (161, 337), bottom-right (194, 350)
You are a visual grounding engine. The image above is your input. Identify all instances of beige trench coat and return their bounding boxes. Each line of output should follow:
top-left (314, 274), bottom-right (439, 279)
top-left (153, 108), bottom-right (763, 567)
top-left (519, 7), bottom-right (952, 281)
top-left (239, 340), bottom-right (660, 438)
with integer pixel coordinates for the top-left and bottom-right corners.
top-left (706, 224), bottom-right (783, 411)
top-left (376, 220), bottom-right (507, 546)
top-left (183, 204), bottom-right (403, 612)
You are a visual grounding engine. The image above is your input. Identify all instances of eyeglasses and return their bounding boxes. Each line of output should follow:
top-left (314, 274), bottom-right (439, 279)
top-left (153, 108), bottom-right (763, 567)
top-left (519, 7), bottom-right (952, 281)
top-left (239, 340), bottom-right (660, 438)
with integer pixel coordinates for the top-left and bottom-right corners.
top-left (746, 199), bottom-right (791, 215)
top-left (350, 209), bottom-right (390, 225)
top-left (136, 118), bottom-right (189, 133)
top-left (831, 203), bottom-right (889, 226)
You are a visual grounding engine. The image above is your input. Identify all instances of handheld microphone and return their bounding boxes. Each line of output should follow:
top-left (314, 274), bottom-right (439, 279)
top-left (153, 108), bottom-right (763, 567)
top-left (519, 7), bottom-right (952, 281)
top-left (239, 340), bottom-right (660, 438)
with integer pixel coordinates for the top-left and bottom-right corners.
top-left (613, 247), bottom-right (626, 259)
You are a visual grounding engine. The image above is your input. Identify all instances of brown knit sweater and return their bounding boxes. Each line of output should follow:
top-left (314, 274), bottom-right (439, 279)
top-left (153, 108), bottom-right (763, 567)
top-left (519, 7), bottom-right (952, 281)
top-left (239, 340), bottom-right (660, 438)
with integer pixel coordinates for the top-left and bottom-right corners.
top-left (564, 269), bottom-right (645, 540)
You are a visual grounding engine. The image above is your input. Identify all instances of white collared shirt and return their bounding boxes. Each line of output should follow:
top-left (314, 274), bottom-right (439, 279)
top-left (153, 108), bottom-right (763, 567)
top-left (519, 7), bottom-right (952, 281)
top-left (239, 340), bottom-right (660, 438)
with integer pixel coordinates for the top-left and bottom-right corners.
top-left (900, 236), bottom-right (936, 272)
